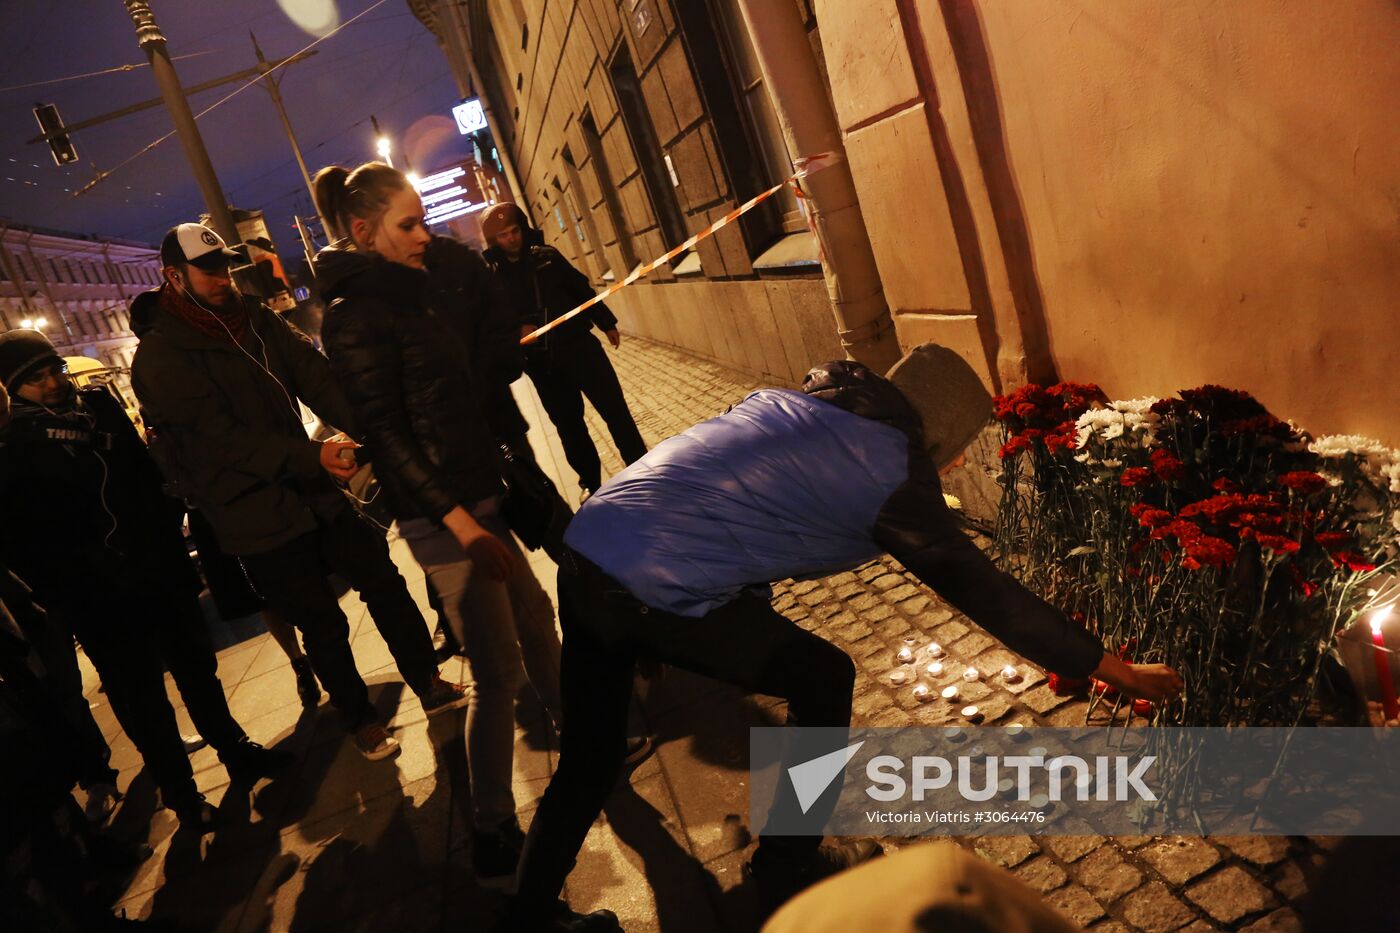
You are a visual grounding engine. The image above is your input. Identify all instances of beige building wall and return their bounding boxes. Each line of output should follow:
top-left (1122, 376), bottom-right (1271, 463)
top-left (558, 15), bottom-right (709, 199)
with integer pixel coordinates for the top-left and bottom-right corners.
top-left (465, 0), bottom-right (838, 387)
top-left (817, 0), bottom-right (1400, 440)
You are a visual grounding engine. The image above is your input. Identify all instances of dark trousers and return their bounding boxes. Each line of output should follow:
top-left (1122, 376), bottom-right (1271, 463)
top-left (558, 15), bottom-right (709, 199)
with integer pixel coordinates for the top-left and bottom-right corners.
top-left (514, 551), bottom-right (856, 914)
top-left (16, 607), bottom-right (118, 789)
top-left (240, 507), bottom-right (438, 731)
top-left (66, 584), bottom-right (245, 811)
top-left (526, 335), bottom-right (646, 492)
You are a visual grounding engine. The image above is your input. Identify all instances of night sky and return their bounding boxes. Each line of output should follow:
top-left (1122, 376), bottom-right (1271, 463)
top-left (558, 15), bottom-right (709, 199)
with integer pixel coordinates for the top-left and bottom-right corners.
top-left (0, 0), bottom-right (474, 253)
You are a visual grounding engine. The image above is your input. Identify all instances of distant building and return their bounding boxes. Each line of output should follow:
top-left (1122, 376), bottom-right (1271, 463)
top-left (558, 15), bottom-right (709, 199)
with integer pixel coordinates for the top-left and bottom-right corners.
top-left (0, 223), bottom-right (159, 394)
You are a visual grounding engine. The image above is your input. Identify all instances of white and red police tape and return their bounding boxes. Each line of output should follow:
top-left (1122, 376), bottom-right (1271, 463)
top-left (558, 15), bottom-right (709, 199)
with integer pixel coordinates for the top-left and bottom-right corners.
top-left (519, 150), bottom-right (842, 345)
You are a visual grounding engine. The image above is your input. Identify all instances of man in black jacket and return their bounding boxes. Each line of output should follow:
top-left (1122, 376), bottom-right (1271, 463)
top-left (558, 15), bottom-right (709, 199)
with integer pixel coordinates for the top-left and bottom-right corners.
top-left (0, 329), bottom-right (288, 831)
top-left (481, 203), bottom-right (646, 496)
top-left (130, 223), bottom-right (467, 762)
top-left (426, 233), bottom-right (533, 462)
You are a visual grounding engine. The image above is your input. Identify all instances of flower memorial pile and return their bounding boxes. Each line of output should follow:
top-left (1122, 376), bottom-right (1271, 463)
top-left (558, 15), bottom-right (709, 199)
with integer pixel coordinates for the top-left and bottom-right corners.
top-left (993, 382), bottom-right (1399, 728)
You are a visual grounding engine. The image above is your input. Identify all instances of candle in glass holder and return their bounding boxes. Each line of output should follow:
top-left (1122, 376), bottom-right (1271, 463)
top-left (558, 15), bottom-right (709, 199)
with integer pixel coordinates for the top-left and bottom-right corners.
top-left (927, 642), bottom-right (944, 658)
top-left (963, 667), bottom-right (980, 682)
top-left (889, 670), bottom-right (908, 685)
top-left (896, 646), bottom-right (915, 664)
top-left (912, 683), bottom-right (931, 701)
top-left (961, 705), bottom-right (981, 720)
top-left (926, 660), bottom-right (944, 676)
top-left (1001, 665), bottom-right (1021, 683)
top-left (1004, 722), bottom-right (1026, 739)
top-left (1372, 606), bottom-right (1399, 722)
top-left (941, 685), bottom-right (959, 701)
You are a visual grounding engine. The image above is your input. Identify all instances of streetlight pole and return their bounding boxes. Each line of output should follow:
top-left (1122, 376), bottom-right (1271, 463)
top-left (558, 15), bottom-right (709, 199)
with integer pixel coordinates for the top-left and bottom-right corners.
top-left (250, 32), bottom-right (330, 239)
top-left (122, 0), bottom-right (239, 246)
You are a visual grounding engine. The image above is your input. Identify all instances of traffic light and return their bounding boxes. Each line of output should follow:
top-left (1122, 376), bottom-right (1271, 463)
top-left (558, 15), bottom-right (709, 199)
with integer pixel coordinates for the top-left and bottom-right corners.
top-left (33, 103), bottom-right (78, 166)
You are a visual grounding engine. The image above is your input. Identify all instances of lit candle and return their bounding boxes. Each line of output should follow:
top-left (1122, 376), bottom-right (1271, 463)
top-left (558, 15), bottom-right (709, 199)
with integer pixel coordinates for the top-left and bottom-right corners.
top-left (889, 670), bottom-right (908, 685)
top-left (963, 667), bottom-right (980, 682)
top-left (1004, 722), bottom-right (1025, 739)
top-left (941, 685), bottom-right (959, 700)
top-left (903, 635), bottom-right (918, 646)
top-left (1372, 606), bottom-right (1399, 722)
top-left (1001, 665), bottom-right (1021, 682)
top-left (928, 642), bottom-right (944, 658)
top-left (961, 705), bottom-right (981, 720)
top-left (1028, 793), bottom-right (1050, 810)
top-left (896, 646), bottom-right (915, 664)
top-left (912, 683), bottom-right (931, 701)
top-left (926, 661), bottom-right (944, 676)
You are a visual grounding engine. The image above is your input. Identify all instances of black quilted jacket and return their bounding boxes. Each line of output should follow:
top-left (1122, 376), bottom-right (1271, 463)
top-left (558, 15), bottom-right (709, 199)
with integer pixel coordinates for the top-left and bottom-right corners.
top-left (316, 245), bottom-right (503, 523)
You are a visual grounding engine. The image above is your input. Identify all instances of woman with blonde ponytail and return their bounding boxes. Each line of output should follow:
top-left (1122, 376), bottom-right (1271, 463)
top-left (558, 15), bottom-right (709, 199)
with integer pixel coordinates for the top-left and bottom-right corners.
top-left (311, 162), bottom-right (578, 900)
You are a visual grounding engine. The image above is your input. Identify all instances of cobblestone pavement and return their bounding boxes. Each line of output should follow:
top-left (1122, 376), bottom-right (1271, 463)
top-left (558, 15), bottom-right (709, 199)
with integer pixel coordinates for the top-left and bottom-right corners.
top-left (91, 336), bottom-right (1321, 932)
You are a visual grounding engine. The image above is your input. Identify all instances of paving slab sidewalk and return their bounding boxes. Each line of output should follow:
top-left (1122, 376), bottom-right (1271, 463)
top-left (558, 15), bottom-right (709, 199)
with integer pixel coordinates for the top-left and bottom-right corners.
top-left (84, 337), bottom-right (1321, 932)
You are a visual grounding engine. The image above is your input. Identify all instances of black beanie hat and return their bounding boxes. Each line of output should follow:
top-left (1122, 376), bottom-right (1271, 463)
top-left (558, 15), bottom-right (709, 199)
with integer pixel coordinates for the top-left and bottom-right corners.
top-left (0, 329), bottom-right (63, 392)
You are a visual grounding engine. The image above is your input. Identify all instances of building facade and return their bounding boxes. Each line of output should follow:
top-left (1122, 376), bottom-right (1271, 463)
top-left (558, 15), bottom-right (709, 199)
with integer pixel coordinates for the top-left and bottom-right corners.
top-left (0, 224), bottom-right (156, 389)
top-left (415, 0), bottom-right (1399, 441)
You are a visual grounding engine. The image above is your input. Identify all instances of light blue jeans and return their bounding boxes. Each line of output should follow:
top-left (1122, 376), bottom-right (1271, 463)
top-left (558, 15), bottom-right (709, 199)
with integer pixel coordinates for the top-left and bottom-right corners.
top-left (399, 498), bottom-right (563, 829)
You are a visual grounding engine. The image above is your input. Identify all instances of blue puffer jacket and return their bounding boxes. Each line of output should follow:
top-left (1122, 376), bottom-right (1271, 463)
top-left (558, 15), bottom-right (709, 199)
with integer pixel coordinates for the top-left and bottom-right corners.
top-left (565, 361), bottom-right (1105, 678)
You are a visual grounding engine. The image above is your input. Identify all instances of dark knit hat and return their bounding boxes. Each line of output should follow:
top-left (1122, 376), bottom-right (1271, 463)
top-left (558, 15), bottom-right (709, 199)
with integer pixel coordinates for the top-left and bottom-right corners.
top-left (886, 343), bottom-right (993, 470)
top-left (480, 202), bottom-right (527, 242)
top-left (0, 329), bottom-right (63, 393)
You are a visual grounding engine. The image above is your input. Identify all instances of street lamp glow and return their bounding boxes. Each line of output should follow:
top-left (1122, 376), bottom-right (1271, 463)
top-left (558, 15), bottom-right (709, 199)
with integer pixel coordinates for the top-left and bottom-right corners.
top-left (376, 135), bottom-right (393, 167)
top-left (35, 317), bottom-right (45, 330)
top-left (405, 171), bottom-right (421, 190)
top-left (20, 319), bottom-right (32, 329)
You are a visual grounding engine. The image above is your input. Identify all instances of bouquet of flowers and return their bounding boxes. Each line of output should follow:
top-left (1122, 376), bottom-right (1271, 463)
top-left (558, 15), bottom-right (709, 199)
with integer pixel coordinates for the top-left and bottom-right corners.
top-left (994, 382), bottom-right (1399, 728)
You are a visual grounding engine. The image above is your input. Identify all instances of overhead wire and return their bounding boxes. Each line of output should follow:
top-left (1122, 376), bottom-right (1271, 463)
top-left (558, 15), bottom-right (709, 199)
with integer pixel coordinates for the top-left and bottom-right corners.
top-left (0, 51), bottom-right (218, 95)
top-left (73, 0), bottom-right (393, 199)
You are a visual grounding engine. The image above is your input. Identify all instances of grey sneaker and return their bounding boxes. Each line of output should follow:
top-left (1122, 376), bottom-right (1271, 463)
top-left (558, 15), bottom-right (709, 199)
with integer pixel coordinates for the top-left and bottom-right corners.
top-left (420, 677), bottom-right (471, 716)
top-left (353, 721), bottom-right (400, 761)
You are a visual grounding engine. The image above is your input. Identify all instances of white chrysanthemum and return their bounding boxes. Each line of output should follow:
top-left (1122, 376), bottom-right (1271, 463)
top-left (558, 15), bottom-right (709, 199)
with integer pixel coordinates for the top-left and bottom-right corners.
top-left (1310, 435), bottom-right (1400, 491)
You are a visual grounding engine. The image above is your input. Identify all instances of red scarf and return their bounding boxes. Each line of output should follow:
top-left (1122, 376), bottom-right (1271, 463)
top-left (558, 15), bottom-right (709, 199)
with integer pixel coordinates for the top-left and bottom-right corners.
top-left (158, 282), bottom-right (249, 345)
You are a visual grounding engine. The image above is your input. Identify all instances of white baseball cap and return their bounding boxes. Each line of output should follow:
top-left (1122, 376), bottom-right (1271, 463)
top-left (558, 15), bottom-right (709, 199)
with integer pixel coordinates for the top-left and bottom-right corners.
top-left (160, 222), bottom-right (240, 270)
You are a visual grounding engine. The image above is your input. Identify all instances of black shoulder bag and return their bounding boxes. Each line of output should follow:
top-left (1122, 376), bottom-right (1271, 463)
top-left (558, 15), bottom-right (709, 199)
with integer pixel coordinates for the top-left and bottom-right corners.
top-left (499, 443), bottom-right (573, 561)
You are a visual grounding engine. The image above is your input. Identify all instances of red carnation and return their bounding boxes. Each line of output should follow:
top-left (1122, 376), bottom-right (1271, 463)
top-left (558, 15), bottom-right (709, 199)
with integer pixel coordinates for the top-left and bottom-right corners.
top-left (1120, 467), bottom-right (1153, 487)
top-left (1314, 531), bottom-right (1353, 552)
top-left (1048, 673), bottom-right (1090, 697)
top-left (1150, 449), bottom-right (1187, 483)
top-left (1135, 508), bottom-right (1173, 529)
top-left (1183, 535), bottom-right (1237, 569)
top-left (998, 434), bottom-right (1033, 460)
top-left (1248, 531), bottom-right (1301, 554)
top-left (1331, 551), bottom-right (1377, 574)
top-left (1212, 477), bottom-right (1241, 493)
top-left (1278, 471), bottom-right (1328, 495)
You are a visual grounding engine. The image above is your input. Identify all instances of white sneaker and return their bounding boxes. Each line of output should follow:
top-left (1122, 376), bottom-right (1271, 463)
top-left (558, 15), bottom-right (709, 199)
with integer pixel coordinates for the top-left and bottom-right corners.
top-left (181, 733), bottom-right (208, 753)
top-left (353, 722), bottom-right (400, 761)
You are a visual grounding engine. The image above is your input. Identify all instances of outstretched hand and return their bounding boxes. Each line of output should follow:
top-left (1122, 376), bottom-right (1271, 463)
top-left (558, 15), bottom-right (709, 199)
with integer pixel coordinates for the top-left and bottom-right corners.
top-left (1092, 652), bottom-right (1184, 704)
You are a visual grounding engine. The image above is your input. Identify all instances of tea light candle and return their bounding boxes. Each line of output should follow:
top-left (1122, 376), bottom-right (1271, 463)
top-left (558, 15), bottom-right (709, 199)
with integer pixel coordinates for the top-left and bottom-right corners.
top-left (927, 642), bottom-right (944, 658)
top-left (941, 685), bottom-right (959, 700)
top-left (1004, 722), bottom-right (1027, 741)
top-left (1028, 746), bottom-right (1047, 760)
top-left (961, 705), bottom-right (981, 720)
top-left (889, 670), bottom-right (908, 685)
top-left (998, 777), bottom-right (1015, 793)
top-left (1001, 665), bottom-right (1021, 682)
top-left (903, 635), bottom-right (918, 645)
top-left (1028, 793), bottom-right (1050, 810)
top-left (912, 683), bottom-right (931, 701)
top-left (925, 661), bottom-right (944, 676)
top-left (962, 667), bottom-right (980, 682)
top-left (896, 646), bottom-right (915, 664)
